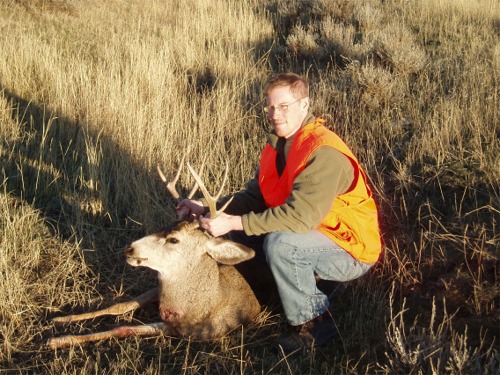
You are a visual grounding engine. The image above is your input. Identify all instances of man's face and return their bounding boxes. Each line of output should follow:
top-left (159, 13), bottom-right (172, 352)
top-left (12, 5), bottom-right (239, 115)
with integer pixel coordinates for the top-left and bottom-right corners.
top-left (265, 86), bottom-right (309, 139)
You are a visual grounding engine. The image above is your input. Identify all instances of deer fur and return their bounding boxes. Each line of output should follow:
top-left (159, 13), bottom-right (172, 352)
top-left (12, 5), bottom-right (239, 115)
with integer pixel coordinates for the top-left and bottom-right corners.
top-left (47, 220), bottom-right (261, 349)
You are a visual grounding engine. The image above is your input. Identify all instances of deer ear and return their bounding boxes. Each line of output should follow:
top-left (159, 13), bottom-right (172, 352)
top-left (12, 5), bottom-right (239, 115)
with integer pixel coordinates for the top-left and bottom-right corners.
top-left (205, 238), bottom-right (255, 265)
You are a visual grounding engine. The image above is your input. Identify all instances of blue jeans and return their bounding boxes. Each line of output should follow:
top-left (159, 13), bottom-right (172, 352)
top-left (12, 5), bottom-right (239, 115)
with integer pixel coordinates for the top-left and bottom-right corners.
top-left (263, 230), bottom-right (373, 326)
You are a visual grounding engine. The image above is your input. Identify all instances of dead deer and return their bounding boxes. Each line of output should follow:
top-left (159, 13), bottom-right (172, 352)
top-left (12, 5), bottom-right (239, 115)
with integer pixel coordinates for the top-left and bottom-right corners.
top-left (47, 160), bottom-right (261, 349)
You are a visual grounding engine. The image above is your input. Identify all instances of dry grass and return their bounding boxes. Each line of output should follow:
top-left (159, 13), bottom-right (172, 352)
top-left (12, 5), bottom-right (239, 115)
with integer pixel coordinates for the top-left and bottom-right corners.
top-left (0, 0), bottom-right (498, 373)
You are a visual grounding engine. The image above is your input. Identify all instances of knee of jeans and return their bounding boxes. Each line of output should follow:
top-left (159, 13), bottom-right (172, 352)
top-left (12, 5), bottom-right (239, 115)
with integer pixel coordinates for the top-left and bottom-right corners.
top-left (264, 231), bottom-right (294, 263)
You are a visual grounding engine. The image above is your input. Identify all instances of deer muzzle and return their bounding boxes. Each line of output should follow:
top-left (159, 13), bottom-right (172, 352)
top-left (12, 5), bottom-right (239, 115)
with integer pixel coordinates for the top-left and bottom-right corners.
top-left (124, 245), bottom-right (148, 265)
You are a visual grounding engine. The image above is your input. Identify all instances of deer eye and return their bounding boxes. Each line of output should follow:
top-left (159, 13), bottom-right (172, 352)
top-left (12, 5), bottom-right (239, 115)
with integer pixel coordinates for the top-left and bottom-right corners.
top-left (167, 237), bottom-right (179, 244)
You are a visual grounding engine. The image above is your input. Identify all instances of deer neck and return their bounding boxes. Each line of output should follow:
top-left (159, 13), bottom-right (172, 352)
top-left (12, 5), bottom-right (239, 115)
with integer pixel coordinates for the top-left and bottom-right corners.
top-left (157, 256), bottom-right (222, 314)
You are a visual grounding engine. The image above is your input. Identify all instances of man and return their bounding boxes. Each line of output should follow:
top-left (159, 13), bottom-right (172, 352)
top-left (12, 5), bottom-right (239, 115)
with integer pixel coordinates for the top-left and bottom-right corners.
top-left (177, 73), bottom-right (382, 354)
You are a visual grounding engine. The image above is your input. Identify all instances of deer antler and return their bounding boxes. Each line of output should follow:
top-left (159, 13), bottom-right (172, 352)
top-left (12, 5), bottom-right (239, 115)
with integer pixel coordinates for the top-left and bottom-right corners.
top-left (157, 155), bottom-right (205, 202)
top-left (186, 162), bottom-right (233, 219)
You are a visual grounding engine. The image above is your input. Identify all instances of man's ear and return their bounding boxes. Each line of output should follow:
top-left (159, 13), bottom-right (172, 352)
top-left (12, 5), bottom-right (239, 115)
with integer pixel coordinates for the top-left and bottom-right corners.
top-left (301, 96), bottom-right (310, 111)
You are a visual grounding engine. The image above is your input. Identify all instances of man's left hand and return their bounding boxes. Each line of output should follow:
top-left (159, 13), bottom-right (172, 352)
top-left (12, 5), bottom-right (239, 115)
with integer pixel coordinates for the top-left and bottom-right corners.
top-left (199, 213), bottom-right (243, 237)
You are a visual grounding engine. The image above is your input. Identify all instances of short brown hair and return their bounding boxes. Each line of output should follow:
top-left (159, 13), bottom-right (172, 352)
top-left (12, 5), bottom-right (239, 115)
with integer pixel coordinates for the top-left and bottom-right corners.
top-left (264, 73), bottom-right (309, 99)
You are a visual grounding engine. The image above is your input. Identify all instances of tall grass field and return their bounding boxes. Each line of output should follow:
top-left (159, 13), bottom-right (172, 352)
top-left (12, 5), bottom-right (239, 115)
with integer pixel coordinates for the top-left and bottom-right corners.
top-left (0, 0), bottom-right (498, 373)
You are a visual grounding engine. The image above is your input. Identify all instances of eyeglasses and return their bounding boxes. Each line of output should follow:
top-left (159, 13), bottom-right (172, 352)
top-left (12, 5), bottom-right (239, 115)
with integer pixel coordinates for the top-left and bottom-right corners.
top-left (263, 98), bottom-right (302, 113)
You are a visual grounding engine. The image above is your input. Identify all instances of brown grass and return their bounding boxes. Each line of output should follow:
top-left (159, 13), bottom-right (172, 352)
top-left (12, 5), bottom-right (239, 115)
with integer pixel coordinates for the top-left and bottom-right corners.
top-left (0, 0), bottom-right (498, 373)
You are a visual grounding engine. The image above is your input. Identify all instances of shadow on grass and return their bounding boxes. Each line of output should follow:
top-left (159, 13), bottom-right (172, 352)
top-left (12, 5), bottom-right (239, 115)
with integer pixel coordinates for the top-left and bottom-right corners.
top-left (0, 82), bottom-right (163, 303)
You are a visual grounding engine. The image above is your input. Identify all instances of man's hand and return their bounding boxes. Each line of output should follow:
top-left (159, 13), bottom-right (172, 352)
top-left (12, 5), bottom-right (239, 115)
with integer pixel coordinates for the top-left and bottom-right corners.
top-left (176, 199), bottom-right (205, 220)
top-left (199, 212), bottom-right (243, 237)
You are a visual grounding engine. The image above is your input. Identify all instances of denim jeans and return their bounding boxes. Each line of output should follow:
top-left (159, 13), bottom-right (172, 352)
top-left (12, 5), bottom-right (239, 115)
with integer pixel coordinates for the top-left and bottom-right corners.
top-left (230, 230), bottom-right (373, 326)
top-left (231, 230), bottom-right (373, 326)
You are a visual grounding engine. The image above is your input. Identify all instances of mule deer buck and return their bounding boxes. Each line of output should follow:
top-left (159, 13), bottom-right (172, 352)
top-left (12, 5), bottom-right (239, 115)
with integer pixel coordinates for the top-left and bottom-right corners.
top-left (48, 160), bottom-right (261, 349)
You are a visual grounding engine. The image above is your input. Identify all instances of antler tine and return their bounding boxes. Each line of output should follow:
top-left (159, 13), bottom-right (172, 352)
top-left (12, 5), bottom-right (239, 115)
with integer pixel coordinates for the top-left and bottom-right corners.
top-left (186, 160), bottom-right (205, 199)
top-left (186, 162), bottom-right (233, 219)
top-left (217, 195), bottom-right (234, 216)
top-left (213, 161), bottom-right (234, 215)
top-left (186, 163), bottom-right (216, 217)
top-left (214, 161), bottom-right (230, 202)
top-left (157, 154), bottom-right (187, 202)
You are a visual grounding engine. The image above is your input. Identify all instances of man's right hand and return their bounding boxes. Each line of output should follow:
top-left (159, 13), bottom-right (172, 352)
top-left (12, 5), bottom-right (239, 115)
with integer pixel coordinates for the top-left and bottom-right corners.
top-left (176, 199), bottom-right (205, 220)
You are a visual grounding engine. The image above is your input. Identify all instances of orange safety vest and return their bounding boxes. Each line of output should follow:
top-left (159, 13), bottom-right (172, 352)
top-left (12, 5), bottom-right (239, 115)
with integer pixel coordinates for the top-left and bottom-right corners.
top-left (258, 118), bottom-right (382, 263)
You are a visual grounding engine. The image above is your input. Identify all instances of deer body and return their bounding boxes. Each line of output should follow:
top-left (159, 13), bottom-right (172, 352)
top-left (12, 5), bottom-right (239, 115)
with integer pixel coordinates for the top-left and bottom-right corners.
top-left (125, 221), bottom-right (261, 340)
top-left (48, 221), bottom-right (261, 349)
top-left (47, 159), bottom-right (265, 349)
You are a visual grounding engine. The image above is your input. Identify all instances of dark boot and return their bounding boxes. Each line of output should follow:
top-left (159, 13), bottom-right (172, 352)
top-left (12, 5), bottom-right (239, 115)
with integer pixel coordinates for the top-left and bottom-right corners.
top-left (277, 310), bottom-right (338, 355)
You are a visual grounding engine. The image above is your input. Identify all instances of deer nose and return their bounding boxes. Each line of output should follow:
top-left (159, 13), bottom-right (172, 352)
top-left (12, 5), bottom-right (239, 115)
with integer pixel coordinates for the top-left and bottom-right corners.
top-left (124, 245), bottom-right (133, 256)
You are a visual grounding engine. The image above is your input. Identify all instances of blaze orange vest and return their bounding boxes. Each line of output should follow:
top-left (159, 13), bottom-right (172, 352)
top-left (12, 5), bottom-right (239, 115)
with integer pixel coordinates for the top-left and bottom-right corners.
top-left (258, 118), bottom-right (382, 263)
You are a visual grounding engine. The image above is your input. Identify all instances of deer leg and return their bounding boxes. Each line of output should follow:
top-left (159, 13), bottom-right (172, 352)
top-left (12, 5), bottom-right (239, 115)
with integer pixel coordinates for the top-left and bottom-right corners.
top-left (47, 321), bottom-right (168, 349)
top-left (53, 288), bottom-right (159, 324)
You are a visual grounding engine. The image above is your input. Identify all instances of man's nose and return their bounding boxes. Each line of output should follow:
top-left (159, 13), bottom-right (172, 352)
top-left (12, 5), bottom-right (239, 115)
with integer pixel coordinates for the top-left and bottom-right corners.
top-left (268, 107), bottom-right (281, 119)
